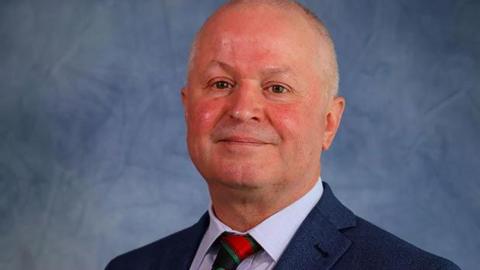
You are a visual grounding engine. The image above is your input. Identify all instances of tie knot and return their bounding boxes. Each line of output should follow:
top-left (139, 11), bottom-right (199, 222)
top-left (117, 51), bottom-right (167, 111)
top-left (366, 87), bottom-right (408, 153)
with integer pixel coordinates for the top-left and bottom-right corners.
top-left (221, 233), bottom-right (260, 260)
top-left (212, 233), bottom-right (261, 270)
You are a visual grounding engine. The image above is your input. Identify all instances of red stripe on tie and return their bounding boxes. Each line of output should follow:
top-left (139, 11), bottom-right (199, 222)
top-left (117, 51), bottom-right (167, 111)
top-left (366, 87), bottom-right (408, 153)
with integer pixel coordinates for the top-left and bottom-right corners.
top-left (222, 234), bottom-right (256, 260)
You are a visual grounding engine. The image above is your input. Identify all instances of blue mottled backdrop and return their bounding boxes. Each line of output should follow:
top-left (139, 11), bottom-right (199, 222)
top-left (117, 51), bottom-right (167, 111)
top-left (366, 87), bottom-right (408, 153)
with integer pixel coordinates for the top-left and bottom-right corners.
top-left (1, 0), bottom-right (479, 269)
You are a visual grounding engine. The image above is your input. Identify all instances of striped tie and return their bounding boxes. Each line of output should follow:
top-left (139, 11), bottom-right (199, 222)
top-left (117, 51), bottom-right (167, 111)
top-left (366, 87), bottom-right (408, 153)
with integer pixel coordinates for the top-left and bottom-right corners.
top-left (211, 233), bottom-right (262, 270)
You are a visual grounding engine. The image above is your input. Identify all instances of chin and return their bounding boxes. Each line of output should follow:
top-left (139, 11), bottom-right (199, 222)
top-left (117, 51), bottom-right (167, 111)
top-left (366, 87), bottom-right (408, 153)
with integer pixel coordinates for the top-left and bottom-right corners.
top-left (206, 165), bottom-right (276, 190)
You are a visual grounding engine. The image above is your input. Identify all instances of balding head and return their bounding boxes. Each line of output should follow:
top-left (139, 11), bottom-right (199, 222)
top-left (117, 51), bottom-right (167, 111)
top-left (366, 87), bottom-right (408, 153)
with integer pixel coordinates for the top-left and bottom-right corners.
top-left (187, 0), bottom-right (339, 96)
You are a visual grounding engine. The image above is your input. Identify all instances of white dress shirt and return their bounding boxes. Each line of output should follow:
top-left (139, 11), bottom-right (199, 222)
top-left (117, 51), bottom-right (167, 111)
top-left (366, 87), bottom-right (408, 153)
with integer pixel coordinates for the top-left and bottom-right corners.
top-left (189, 178), bottom-right (324, 270)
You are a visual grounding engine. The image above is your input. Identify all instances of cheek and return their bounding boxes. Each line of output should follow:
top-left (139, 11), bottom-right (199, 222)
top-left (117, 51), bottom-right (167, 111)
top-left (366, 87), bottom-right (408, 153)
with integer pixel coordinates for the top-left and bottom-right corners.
top-left (188, 99), bottom-right (222, 135)
top-left (269, 104), bottom-right (325, 144)
top-left (270, 107), bottom-right (298, 134)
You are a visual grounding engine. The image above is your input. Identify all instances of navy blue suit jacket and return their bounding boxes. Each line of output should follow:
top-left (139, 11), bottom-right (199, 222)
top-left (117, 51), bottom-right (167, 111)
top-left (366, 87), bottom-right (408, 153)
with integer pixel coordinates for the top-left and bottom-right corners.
top-left (106, 182), bottom-right (460, 269)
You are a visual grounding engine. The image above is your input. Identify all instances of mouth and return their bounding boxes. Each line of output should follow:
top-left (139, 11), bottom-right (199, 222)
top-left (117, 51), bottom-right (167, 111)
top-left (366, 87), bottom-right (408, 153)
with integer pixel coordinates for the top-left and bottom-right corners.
top-left (217, 136), bottom-right (269, 146)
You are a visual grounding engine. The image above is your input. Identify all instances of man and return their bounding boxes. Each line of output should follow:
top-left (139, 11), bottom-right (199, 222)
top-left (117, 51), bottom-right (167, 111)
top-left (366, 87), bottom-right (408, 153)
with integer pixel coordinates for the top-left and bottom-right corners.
top-left (106, 0), bottom-right (460, 269)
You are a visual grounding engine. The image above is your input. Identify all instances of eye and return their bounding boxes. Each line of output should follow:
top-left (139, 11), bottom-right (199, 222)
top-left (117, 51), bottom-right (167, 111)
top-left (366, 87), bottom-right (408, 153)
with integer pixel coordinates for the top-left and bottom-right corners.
top-left (268, 84), bottom-right (288, 94)
top-left (212, 80), bottom-right (234, 90)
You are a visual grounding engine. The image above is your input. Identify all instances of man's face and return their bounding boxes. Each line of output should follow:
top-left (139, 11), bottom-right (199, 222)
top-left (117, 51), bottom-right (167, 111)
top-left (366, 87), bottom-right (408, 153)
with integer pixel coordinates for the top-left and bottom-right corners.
top-left (182, 5), bottom-right (344, 194)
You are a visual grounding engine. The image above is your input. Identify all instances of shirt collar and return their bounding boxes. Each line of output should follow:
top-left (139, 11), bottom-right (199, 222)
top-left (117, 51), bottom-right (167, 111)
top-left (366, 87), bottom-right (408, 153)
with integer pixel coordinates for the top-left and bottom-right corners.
top-left (203, 177), bottom-right (324, 262)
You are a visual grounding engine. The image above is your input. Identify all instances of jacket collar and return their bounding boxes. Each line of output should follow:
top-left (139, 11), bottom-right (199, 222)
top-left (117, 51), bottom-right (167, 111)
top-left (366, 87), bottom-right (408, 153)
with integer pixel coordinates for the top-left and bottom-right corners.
top-left (274, 182), bottom-right (356, 270)
top-left (152, 213), bottom-right (210, 270)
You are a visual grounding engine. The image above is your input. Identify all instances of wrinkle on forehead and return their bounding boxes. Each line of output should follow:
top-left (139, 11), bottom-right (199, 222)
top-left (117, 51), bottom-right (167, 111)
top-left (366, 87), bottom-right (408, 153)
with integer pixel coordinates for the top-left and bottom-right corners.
top-left (214, 35), bottom-right (298, 65)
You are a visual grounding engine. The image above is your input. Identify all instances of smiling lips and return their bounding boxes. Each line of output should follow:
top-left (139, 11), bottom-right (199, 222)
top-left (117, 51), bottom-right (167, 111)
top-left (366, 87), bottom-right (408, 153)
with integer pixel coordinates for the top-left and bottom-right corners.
top-left (218, 136), bottom-right (269, 146)
top-left (211, 123), bottom-right (281, 147)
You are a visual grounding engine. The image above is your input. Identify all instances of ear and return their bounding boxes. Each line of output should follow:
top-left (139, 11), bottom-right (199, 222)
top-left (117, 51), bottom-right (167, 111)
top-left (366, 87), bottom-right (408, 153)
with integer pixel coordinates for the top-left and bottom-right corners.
top-left (181, 87), bottom-right (188, 119)
top-left (322, 96), bottom-right (345, 151)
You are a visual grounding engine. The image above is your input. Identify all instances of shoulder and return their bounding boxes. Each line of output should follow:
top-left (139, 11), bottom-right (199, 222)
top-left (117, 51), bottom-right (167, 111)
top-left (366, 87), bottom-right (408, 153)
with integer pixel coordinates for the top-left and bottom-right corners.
top-left (341, 216), bottom-right (461, 270)
top-left (310, 182), bottom-right (461, 269)
top-left (105, 228), bottom-right (191, 270)
top-left (105, 214), bottom-right (209, 270)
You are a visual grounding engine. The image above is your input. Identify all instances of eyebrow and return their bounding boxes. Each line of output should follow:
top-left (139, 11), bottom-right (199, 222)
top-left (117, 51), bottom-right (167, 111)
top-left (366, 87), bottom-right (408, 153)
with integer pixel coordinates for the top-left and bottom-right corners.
top-left (204, 60), bottom-right (236, 75)
top-left (261, 66), bottom-right (293, 77)
top-left (204, 60), bottom-right (294, 77)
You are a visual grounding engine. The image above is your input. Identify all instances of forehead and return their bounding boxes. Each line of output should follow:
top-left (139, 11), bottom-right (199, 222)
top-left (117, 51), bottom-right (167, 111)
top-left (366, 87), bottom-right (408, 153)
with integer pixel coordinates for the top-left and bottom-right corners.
top-left (193, 4), bottom-right (323, 74)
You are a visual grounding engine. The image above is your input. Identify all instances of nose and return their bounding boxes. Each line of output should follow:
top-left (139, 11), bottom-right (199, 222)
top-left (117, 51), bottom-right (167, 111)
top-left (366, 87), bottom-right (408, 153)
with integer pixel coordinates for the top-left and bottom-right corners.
top-left (228, 81), bottom-right (263, 122)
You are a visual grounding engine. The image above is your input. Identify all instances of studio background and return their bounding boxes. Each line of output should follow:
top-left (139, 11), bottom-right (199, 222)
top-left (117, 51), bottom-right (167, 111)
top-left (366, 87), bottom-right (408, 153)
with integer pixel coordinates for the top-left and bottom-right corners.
top-left (1, 0), bottom-right (479, 269)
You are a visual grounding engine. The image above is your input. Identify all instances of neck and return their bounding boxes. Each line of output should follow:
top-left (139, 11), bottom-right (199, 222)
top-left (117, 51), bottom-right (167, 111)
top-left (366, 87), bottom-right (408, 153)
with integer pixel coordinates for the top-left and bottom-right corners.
top-left (208, 175), bottom-right (319, 232)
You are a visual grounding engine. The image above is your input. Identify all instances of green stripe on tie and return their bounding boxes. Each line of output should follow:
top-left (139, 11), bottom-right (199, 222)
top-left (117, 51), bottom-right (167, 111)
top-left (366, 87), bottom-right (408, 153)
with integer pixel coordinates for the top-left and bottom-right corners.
top-left (212, 233), bottom-right (263, 270)
top-left (221, 241), bottom-right (241, 264)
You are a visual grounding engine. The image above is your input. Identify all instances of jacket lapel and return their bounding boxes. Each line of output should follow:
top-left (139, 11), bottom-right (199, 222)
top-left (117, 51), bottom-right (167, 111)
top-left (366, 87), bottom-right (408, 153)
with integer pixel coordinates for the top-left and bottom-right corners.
top-left (151, 213), bottom-right (209, 270)
top-left (274, 182), bottom-right (356, 270)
